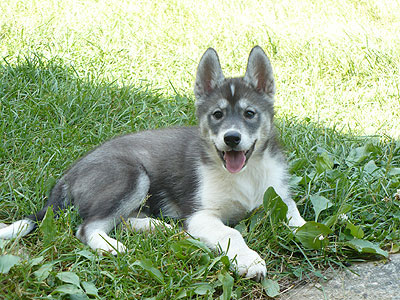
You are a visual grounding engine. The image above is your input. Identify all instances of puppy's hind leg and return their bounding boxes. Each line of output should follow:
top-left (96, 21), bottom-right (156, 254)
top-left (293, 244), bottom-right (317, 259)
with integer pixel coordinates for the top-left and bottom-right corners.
top-left (75, 167), bottom-right (150, 255)
top-left (76, 219), bottom-right (127, 255)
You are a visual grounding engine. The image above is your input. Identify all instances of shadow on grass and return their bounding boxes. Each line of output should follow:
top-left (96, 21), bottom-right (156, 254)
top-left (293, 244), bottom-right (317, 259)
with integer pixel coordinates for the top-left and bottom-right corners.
top-left (1, 55), bottom-right (399, 299)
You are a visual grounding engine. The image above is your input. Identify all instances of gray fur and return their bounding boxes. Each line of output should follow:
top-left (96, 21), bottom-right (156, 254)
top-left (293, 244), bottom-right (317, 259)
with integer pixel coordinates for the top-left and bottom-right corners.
top-left (33, 128), bottom-right (205, 228)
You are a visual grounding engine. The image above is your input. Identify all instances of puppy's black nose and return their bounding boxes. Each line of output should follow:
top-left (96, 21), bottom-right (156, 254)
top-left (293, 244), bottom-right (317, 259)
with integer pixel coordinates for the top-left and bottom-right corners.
top-left (224, 131), bottom-right (241, 147)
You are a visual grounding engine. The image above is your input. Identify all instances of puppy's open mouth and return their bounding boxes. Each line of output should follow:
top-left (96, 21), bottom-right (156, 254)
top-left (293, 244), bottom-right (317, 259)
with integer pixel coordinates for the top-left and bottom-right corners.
top-left (217, 142), bottom-right (256, 173)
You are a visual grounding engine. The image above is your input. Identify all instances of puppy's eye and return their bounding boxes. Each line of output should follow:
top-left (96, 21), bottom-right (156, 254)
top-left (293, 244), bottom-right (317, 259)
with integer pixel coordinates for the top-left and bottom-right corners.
top-left (244, 110), bottom-right (256, 119)
top-left (213, 110), bottom-right (223, 120)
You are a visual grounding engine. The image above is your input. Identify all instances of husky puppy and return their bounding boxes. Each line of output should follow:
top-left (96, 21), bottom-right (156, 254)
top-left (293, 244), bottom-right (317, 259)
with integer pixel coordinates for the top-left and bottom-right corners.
top-left (0, 46), bottom-right (305, 280)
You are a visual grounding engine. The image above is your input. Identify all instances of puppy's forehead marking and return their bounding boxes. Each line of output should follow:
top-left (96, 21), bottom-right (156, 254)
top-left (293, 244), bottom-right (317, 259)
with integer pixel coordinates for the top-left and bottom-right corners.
top-left (230, 83), bottom-right (235, 97)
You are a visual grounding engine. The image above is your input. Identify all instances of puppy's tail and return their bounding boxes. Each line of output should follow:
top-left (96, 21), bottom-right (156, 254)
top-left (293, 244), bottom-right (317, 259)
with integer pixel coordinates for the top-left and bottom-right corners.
top-left (0, 180), bottom-right (71, 240)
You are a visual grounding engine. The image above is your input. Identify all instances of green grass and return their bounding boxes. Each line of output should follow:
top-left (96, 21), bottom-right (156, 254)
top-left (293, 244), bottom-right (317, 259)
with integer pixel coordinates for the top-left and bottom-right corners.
top-left (1, 0), bottom-right (400, 299)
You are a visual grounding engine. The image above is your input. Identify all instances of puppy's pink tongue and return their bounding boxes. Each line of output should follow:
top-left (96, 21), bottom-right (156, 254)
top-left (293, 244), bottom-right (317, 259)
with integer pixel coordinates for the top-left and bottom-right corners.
top-left (224, 151), bottom-right (246, 173)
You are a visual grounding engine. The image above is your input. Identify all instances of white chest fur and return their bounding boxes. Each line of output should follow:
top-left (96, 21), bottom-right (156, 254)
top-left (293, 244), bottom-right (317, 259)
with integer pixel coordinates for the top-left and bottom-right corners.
top-left (197, 152), bottom-right (289, 224)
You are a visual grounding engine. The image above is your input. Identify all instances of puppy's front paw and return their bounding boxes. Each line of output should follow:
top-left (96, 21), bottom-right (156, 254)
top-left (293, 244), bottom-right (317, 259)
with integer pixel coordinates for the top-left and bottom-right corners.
top-left (234, 249), bottom-right (266, 281)
top-left (245, 260), bottom-right (267, 281)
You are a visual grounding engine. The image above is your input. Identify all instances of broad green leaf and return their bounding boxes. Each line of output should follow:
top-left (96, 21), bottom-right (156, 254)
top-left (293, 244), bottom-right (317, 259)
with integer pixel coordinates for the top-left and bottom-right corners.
top-left (33, 262), bottom-right (55, 281)
top-left (363, 160), bottom-right (379, 175)
top-left (234, 222), bottom-right (248, 236)
top-left (309, 195), bottom-right (333, 222)
top-left (70, 294), bottom-right (90, 300)
top-left (346, 144), bottom-right (373, 165)
top-left (39, 206), bottom-right (56, 247)
top-left (249, 211), bottom-right (263, 232)
top-left (315, 151), bottom-right (334, 174)
top-left (29, 256), bottom-right (44, 267)
top-left (170, 242), bottom-right (186, 259)
top-left (346, 222), bottom-right (364, 239)
top-left (133, 259), bottom-right (164, 283)
top-left (56, 271), bottom-right (81, 287)
top-left (218, 270), bottom-right (234, 300)
top-left (193, 283), bottom-right (214, 295)
top-left (261, 278), bottom-right (280, 297)
top-left (346, 239), bottom-right (388, 258)
top-left (53, 284), bottom-right (84, 295)
top-left (81, 281), bottom-right (99, 297)
top-left (220, 255), bottom-right (230, 268)
top-left (0, 255), bottom-right (21, 274)
top-left (388, 167), bottom-right (400, 176)
top-left (289, 175), bottom-right (303, 187)
top-left (295, 222), bottom-right (333, 249)
top-left (263, 187), bottom-right (288, 223)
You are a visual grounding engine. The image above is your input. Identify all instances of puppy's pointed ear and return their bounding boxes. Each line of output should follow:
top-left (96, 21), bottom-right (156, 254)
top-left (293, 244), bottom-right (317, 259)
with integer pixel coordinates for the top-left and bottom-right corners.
top-left (194, 48), bottom-right (224, 100)
top-left (244, 46), bottom-right (275, 98)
